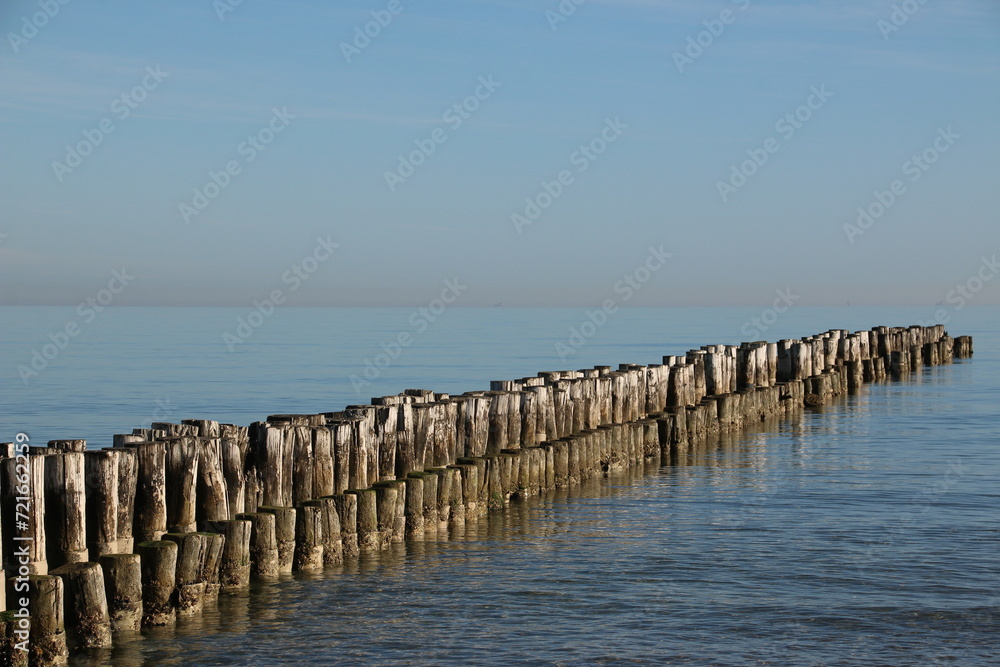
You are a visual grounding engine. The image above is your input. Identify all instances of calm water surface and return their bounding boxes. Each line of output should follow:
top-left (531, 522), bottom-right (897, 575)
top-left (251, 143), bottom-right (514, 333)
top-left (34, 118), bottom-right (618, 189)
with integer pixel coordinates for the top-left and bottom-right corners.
top-left (1, 306), bottom-right (997, 665)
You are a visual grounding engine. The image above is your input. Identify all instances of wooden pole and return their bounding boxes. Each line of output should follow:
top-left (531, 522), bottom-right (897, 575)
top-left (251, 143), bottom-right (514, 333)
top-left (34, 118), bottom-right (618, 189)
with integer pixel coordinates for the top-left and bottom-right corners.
top-left (420, 472), bottom-right (439, 531)
top-left (413, 404), bottom-right (434, 472)
top-left (44, 452), bottom-right (87, 569)
top-left (293, 505), bottom-right (324, 571)
top-left (220, 424), bottom-right (248, 517)
top-left (85, 450), bottom-right (118, 562)
top-left (373, 404), bottom-right (397, 483)
top-left (136, 540), bottom-right (177, 627)
top-left (164, 437), bottom-right (198, 534)
top-left (426, 468), bottom-right (451, 530)
top-left (48, 440), bottom-right (86, 454)
top-left (248, 423), bottom-right (291, 510)
top-left (162, 533), bottom-right (208, 615)
top-left (290, 426), bottom-right (314, 507)
top-left (315, 498), bottom-right (344, 565)
top-left (446, 467), bottom-right (465, 527)
top-left (49, 561), bottom-right (111, 648)
top-left (258, 507), bottom-right (296, 573)
top-left (196, 437), bottom-right (229, 528)
top-left (347, 490), bottom-right (379, 553)
top-left (344, 407), bottom-right (377, 491)
top-left (329, 420), bottom-right (355, 495)
top-left (333, 494), bottom-right (359, 559)
top-left (217, 519), bottom-right (252, 590)
top-left (235, 512), bottom-right (279, 580)
top-left (25, 575), bottom-right (68, 664)
top-left (114, 447), bottom-right (137, 554)
top-left (393, 403), bottom-right (416, 478)
top-left (0, 609), bottom-right (29, 667)
top-left (312, 427), bottom-right (334, 499)
top-left (404, 474), bottom-right (424, 539)
top-left (98, 553), bottom-right (142, 633)
top-left (372, 482), bottom-right (397, 550)
top-left (131, 441), bottom-right (167, 542)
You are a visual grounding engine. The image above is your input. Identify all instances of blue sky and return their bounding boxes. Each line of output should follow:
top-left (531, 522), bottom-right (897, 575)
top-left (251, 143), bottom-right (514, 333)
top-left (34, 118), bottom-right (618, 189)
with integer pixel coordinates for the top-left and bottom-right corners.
top-left (1, 0), bottom-right (998, 307)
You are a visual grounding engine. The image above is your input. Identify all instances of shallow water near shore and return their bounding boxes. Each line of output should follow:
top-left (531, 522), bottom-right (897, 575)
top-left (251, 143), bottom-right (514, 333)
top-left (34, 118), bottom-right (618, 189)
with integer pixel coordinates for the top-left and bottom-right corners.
top-left (2, 306), bottom-right (998, 665)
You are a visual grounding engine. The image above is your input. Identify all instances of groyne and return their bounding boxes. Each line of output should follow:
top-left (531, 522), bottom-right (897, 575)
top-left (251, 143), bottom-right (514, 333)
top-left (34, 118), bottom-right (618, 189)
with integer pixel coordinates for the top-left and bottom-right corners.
top-left (0, 325), bottom-right (973, 663)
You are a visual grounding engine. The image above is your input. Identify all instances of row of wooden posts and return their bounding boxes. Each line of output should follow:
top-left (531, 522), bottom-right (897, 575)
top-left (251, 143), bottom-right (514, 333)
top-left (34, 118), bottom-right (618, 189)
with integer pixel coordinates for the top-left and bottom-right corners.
top-left (0, 325), bottom-right (973, 664)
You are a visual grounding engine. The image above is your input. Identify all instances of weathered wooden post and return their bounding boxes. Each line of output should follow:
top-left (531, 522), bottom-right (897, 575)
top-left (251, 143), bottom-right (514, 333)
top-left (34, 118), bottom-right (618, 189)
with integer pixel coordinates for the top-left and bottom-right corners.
top-left (248, 423), bottom-right (291, 509)
top-left (163, 533), bottom-right (208, 615)
top-left (426, 468), bottom-right (451, 530)
top-left (136, 540), bottom-right (177, 627)
top-left (220, 424), bottom-right (248, 516)
top-left (0, 609), bottom-right (29, 667)
top-left (235, 512), bottom-right (279, 580)
top-left (49, 561), bottom-right (112, 648)
top-left (411, 404), bottom-right (434, 472)
top-left (131, 441), bottom-right (167, 542)
top-left (2, 453), bottom-right (47, 575)
top-left (291, 426), bottom-right (315, 507)
top-left (217, 519), bottom-right (252, 590)
top-left (371, 401), bottom-right (397, 483)
top-left (201, 528), bottom-right (224, 605)
top-left (293, 505), bottom-right (324, 571)
top-left (450, 462), bottom-right (479, 519)
top-left (44, 452), bottom-right (87, 569)
top-left (295, 497), bottom-right (343, 569)
top-left (420, 471), bottom-right (440, 529)
top-left (445, 467), bottom-right (465, 527)
top-left (371, 482), bottom-right (397, 550)
top-left (84, 449), bottom-right (118, 562)
top-left (328, 420), bottom-right (354, 496)
top-left (46, 440), bottom-right (84, 454)
top-left (388, 479), bottom-right (407, 543)
top-left (114, 446), bottom-right (137, 554)
top-left (404, 474), bottom-right (424, 539)
top-left (21, 575), bottom-right (68, 663)
top-left (333, 494), bottom-right (359, 558)
top-left (98, 553), bottom-right (142, 633)
top-left (258, 507), bottom-right (296, 573)
top-left (164, 437), bottom-right (198, 534)
top-left (312, 427), bottom-right (335, 499)
top-left (196, 437), bottom-right (229, 528)
top-left (342, 408), bottom-right (374, 491)
top-left (314, 498), bottom-right (344, 565)
top-left (346, 490), bottom-right (379, 553)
